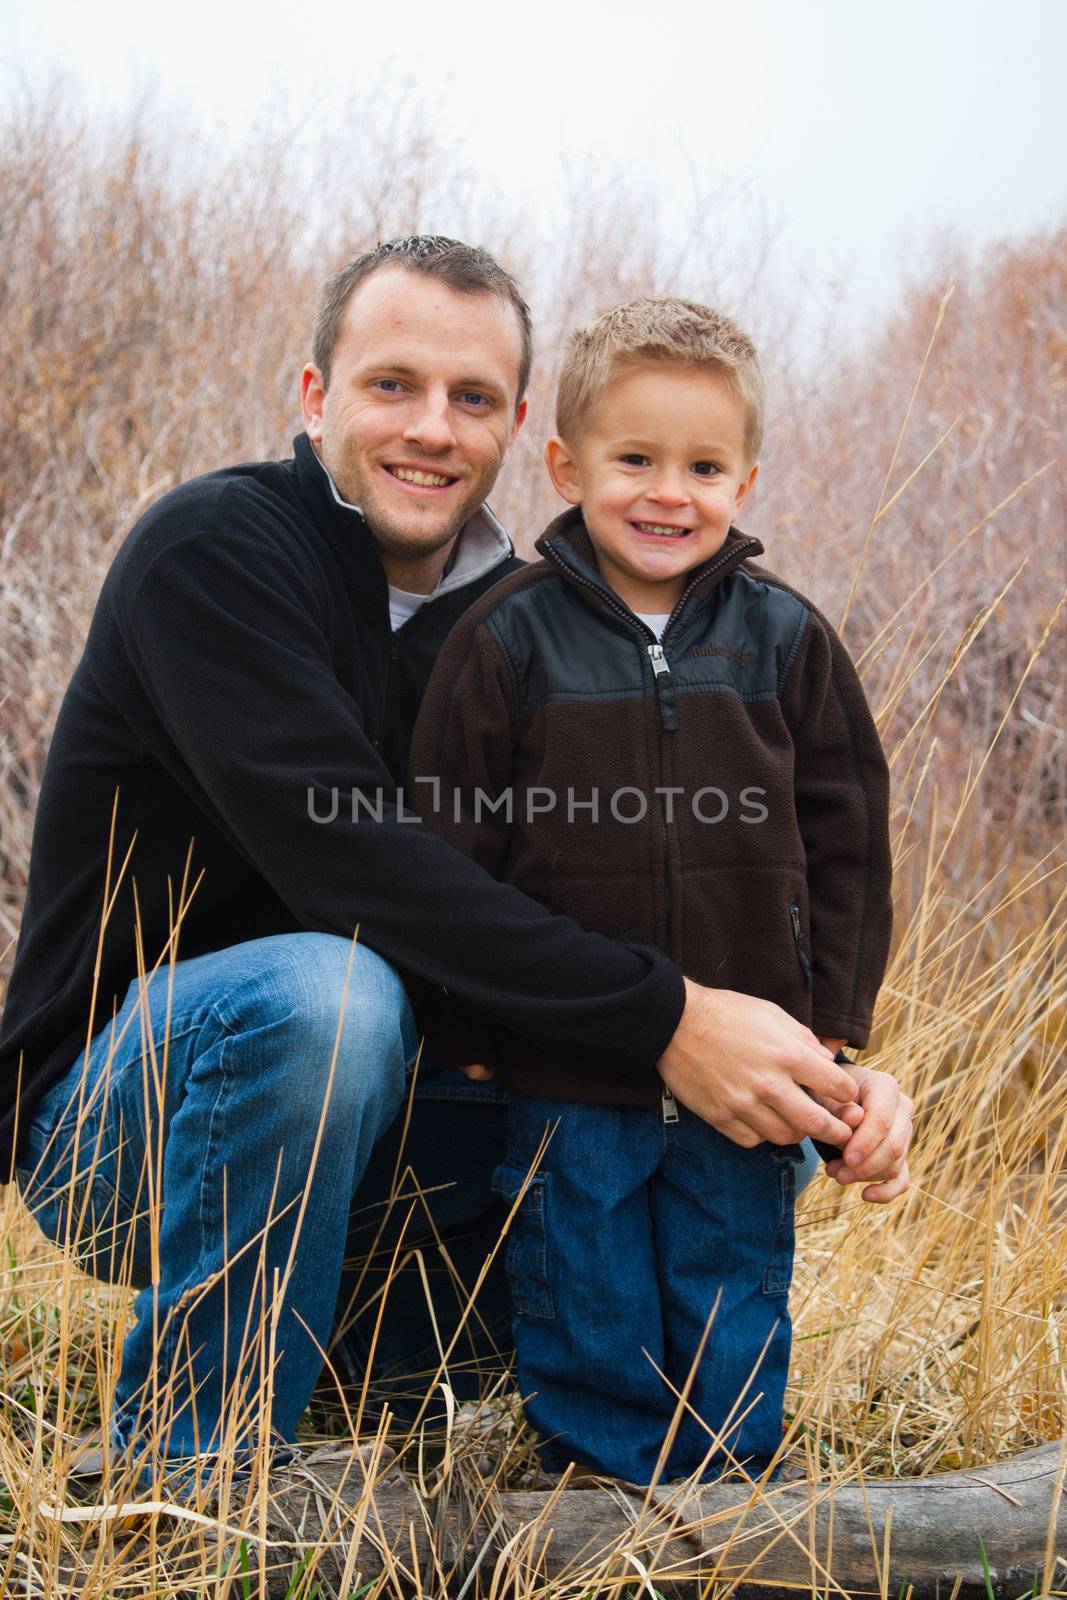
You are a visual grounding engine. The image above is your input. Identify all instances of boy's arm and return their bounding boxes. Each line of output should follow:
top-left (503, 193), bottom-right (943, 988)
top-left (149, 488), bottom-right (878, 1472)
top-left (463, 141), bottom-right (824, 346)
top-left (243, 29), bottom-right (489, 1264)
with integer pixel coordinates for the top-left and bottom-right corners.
top-left (781, 614), bottom-right (910, 1202)
top-left (409, 614), bottom-right (516, 877)
top-left (780, 607), bottom-right (894, 1048)
top-left (409, 611), bottom-right (522, 1076)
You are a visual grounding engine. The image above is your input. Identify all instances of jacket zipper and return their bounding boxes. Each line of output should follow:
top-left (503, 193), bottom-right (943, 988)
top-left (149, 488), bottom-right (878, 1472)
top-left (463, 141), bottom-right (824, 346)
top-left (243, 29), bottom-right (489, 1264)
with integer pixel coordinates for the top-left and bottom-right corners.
top-left (661, 1086), bottom-right (680, 1125)
top-left (539, 528), bottom-right (763, 1041)
top-left (373, 635), bottom-right (400, 751)
top-left (789, 898), bottom-right (814, 990)
top-left (539, 533), bottom-right (762, 732)
top-left (646, 642), bottom-right (676, 728)
top-left (538, 545), bottom-right (679, 728)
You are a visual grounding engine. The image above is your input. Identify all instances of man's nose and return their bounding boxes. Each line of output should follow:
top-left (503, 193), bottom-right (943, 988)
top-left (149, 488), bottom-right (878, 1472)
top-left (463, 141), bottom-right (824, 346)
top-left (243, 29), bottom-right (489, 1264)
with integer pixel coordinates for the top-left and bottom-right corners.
top-left (402, 390), bottom-right (458, 453)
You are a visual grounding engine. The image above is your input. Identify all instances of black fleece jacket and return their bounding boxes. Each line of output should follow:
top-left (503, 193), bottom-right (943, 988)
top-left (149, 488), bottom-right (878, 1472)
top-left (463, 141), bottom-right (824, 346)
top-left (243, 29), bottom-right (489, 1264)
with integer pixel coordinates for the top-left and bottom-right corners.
top-left (0, 435), bottom-right (685, 1171)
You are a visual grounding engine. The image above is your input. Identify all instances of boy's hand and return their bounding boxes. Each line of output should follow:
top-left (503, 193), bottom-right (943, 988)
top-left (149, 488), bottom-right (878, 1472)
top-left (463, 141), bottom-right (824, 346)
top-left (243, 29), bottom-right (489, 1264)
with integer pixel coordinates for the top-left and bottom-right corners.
top-left (817, 1064), bottom-right (913, 1203)
top-left (658, 980), bottom-right (862, 1149)
top-left (461, 1063), bottom-right (495, 1082)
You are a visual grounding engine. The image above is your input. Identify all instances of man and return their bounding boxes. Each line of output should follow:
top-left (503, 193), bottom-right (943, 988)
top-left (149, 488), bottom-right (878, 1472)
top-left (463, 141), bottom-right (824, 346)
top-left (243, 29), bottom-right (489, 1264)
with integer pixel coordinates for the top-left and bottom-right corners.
top-left (0, 237), bottom-right (911, 1485)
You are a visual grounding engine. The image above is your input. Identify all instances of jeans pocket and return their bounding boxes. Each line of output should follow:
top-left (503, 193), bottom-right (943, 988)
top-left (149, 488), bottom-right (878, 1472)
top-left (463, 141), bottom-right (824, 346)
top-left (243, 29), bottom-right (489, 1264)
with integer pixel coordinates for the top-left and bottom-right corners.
top-left (762, 1151), bottom-right (797, 1297)
top-left (491, 1163), bottom-right (555, 1322)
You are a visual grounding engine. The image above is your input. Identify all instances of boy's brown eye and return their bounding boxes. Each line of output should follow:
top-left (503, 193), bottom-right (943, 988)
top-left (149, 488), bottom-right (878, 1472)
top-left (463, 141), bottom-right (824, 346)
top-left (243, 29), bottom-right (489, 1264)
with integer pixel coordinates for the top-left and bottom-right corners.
top-left (693, 462), bottom-right (720, 476)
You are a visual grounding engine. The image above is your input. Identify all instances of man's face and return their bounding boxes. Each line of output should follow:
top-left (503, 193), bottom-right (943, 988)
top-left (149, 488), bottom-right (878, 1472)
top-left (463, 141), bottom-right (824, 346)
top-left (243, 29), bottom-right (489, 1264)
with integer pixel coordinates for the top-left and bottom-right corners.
top-left (302, 266), bottom-right (527, 584)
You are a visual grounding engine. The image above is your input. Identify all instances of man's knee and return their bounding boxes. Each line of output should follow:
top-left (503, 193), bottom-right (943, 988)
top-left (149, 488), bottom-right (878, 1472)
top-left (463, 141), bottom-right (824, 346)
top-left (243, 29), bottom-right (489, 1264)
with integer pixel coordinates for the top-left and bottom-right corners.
top-left (235, 933), bottom-right (415, 1120)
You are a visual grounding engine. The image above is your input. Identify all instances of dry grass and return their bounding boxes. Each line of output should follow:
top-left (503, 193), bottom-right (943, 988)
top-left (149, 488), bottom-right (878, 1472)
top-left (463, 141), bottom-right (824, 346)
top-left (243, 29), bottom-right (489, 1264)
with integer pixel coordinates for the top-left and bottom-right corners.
top-left (0, 82), bottom-right (1064, 1595)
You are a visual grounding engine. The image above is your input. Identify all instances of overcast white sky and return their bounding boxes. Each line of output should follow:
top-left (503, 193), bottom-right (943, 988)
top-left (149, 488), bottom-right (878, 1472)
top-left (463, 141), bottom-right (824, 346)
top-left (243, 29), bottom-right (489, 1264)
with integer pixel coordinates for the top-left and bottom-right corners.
top-left (4, 0), bottom-right (1065, 322)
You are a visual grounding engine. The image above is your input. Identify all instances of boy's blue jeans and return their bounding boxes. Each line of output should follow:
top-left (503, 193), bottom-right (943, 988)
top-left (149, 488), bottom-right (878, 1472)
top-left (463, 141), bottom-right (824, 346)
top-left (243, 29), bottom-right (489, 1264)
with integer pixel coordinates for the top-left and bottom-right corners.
top-left (494, 1095), bottom-right (805, 1485)
top-left (14, 931), bottom-right (818, 1482)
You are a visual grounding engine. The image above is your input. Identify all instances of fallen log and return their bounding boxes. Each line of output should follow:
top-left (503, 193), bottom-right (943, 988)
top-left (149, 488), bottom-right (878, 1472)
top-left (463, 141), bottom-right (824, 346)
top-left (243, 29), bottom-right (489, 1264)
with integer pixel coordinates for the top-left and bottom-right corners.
top-left (234, 1437), bottom-right (1065, 1599)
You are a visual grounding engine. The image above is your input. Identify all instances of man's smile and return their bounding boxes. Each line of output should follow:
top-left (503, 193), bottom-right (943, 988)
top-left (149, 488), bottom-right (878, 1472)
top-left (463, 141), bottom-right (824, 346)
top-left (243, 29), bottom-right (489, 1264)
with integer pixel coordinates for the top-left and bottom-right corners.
top-left (384, 464), bottom-right (459, 491)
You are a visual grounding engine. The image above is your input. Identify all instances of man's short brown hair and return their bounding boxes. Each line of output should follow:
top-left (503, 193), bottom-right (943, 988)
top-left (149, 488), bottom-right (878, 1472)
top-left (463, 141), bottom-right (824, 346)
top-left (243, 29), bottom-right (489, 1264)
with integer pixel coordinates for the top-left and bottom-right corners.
top-left (556, 297), bottom-right (764, 463)
top-left (312, 235), bottom-right (533, 405)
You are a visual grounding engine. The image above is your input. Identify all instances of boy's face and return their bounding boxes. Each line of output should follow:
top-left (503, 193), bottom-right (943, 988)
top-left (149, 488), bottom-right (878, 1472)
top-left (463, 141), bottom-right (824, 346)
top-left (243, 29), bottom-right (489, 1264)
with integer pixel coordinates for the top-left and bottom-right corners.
top-left (545, 363), bottom-right (758, 615)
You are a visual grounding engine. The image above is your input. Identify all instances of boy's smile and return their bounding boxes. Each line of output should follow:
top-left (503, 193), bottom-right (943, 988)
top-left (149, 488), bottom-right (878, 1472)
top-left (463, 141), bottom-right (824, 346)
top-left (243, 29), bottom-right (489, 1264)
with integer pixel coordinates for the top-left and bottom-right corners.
top-left (545, 364), bottom-right (759, 616)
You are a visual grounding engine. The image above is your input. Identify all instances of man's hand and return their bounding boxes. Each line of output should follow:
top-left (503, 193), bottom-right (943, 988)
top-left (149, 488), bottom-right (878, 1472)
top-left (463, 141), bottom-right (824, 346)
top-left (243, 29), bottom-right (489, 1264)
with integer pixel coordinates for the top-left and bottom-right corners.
top-left (658, 980), bottom-right (863, 1148)
top-left (461, 1063), bottom-right (494, 1082)
top-left (819, 1064), bottom-right (913, 1203)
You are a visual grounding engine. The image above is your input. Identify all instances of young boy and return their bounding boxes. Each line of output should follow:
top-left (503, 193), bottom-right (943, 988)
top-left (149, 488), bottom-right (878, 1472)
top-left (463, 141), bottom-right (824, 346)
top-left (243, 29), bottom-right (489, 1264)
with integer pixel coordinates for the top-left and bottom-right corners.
top-left (409, 298), bottom-right (895, 1484)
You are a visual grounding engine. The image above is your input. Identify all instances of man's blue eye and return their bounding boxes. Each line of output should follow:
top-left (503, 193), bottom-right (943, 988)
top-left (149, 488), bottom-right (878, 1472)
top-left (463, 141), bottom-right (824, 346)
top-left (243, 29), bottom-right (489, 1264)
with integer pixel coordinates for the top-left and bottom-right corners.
top-left (376, 379), bottom-right (402, 392)
top-left (462, 392), bottom-right (489, 407)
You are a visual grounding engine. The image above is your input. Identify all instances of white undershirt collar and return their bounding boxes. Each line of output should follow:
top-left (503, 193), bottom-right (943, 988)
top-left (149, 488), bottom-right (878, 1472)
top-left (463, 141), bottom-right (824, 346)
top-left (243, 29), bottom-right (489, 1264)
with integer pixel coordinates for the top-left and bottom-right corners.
top-left (634, 611), bottom-right (671, 640)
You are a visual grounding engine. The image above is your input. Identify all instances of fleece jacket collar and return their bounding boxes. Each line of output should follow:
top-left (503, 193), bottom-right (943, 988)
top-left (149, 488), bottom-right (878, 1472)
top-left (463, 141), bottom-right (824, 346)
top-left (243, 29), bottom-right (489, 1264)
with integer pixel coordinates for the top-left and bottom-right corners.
top-left (534, 506), bottom-right (764, 636)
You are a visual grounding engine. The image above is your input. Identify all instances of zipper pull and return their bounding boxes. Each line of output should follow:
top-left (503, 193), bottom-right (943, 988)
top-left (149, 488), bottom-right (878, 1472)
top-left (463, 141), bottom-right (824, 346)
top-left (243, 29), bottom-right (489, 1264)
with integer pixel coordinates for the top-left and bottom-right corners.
top-left (647, 642), bottom-right (677, 730)
top-left (661, 1087), bottom-right (680, 1125)
top-left (789, 899), bottom-right (814, 990)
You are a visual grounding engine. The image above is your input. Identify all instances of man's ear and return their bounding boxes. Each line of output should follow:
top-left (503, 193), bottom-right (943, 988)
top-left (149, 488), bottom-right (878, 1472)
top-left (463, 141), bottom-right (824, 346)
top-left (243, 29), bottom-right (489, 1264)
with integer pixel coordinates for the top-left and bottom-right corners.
top-left (301, 364), bottom-right (326, 444)
top-left (544, 435), bottom-right (582, 505)
top-left (735, 460), bottom-right (759, 511)
top-left (508, 397), bottom-right (529, 451)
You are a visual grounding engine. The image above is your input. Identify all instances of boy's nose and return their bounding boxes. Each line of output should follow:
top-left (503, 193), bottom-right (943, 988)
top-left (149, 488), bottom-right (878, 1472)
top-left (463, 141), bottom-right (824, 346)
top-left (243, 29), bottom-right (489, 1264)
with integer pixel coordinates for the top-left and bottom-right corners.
top-left (647, 474), bottom-right (690, 507)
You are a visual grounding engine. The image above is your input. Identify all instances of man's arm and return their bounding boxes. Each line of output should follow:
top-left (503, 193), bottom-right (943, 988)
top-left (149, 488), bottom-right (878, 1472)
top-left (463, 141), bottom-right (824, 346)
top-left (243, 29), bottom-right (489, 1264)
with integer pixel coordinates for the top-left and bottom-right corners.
top-left (122, 511), bottom-right (868, 1139)
top-left (120, 507), bottom-right (684, 1078)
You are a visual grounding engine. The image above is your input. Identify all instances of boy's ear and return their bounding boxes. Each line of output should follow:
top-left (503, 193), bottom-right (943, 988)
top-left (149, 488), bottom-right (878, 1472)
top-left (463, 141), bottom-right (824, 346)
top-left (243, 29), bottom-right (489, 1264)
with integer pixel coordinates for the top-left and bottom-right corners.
top-left (544, 435), bottom-right (583, 505)
top-left (735, 460), bottom-right (759, 510)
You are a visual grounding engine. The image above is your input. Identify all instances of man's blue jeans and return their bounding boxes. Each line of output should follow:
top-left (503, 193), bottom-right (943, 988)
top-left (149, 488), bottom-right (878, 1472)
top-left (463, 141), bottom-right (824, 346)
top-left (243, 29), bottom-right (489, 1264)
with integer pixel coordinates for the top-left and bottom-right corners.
top-left (15, 931), bottom-right (819, 1480)
top-left (494, 1095), bottom-right (805, 1485)
top-left (14, 932), bottom-right (510, 1475)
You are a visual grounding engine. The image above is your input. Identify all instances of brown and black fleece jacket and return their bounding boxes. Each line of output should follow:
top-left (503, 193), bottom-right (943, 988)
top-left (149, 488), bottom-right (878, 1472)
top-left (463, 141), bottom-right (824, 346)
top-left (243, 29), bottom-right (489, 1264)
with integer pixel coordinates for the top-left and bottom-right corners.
top-left (409, 506), bottom-right (893, 1107)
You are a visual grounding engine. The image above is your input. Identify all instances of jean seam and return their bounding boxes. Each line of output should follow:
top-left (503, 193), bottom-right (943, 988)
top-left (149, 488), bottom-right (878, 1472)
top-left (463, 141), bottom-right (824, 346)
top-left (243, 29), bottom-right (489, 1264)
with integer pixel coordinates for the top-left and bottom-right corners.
top-left (154, 1011), bottom-right (233, 1385)
top-left (762, 1158), bottom-right (794, 1297)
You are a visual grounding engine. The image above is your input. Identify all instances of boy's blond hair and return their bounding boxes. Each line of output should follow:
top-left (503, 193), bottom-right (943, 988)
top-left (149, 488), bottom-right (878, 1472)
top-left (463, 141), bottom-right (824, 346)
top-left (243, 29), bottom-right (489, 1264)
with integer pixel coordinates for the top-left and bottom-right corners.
top-left (556, 297), bottom-right (764, 463)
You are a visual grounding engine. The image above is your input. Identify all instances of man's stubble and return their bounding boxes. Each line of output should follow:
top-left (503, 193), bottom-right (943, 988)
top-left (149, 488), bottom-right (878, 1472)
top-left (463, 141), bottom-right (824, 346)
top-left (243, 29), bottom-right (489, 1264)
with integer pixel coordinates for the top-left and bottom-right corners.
top-left (323, 427), bottom-right (492, 574)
